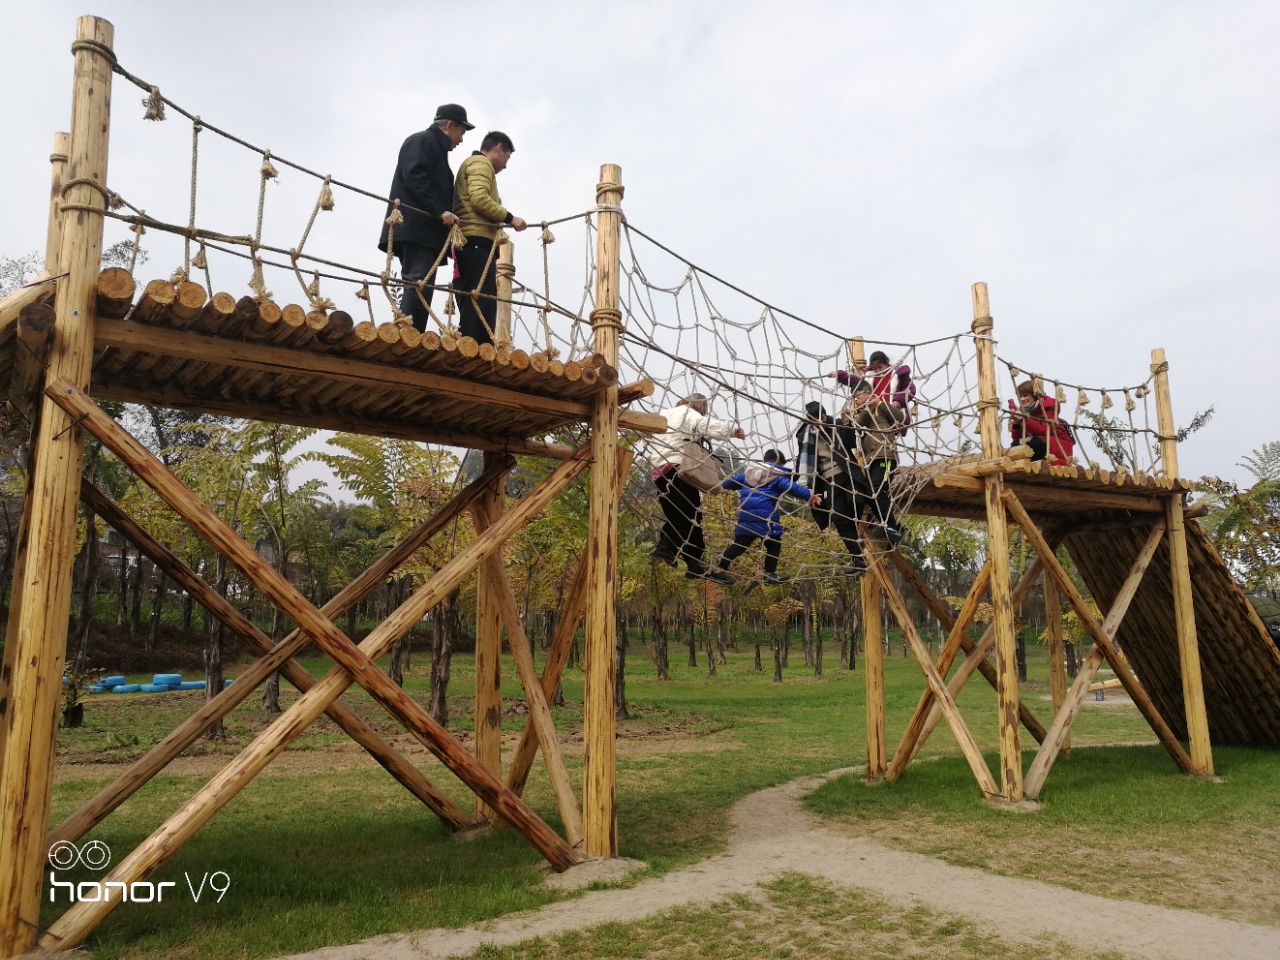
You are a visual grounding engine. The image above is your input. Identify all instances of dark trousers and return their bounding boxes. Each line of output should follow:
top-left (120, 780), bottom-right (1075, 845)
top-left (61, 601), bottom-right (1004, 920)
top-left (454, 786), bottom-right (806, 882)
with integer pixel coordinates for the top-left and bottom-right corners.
top-left (397, 242), bottom-right (443, 333)
top-left (809, 474), bottom-right (835, 530)
top-left (455, 236), bottom-right (499, 345)
top-left (1025, 437), bottom-right (1048, 461)
top-left (655, 472), bottom-right (705, 574)
top-left (831, 460), bottom-right (902, 561)
top-left (719, 532), bottom-right (782, 575)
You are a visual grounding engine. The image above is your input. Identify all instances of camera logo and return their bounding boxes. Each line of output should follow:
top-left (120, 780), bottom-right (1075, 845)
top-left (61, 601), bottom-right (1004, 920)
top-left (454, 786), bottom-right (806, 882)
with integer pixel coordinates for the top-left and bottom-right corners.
top-left (47, 839), bottom-right (230, 905)
top-left (48, 839), bottom-right (112, 872)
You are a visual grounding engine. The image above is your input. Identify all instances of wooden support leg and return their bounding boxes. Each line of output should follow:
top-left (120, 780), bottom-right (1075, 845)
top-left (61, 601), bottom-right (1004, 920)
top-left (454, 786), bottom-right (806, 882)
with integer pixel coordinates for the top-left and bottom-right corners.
top-left (983, 474), bottom-right (1023, 801)
top-left (0, 18), bottom-right (112, 956)
top-left (1043, 573), bottom-right (1070, 757)
top-left (1002, 491), bottom-right (1195, 775)
top-left (473, 500), bottom-right (585, 847)
top-left (908, 548), bottom-right (1056, 765)
top-left (473, 452), bottom-right (507, 819)
top-left (1024, 518), bottom-right (1168, 798)
top-left (888, 551), bottom-right (1048, 745)
top-left (48, 478), bottom-right (486, 847)
top-left (1166, 494), bottom-right (1214, 774)
top-left (887, 561), bottom-right (992, 781)
top-left (868, 556), bottom-right (1001, 796)
top-left (38, 422), bottom-right (589, 952)
top-left (506, 451), bottom-right (633, 799)
top-left (861, 571), bottom-right (887, 780)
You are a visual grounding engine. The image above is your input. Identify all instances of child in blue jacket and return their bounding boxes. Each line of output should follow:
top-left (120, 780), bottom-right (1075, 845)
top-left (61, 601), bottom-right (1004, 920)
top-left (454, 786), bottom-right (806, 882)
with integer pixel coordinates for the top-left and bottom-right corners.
top-left (709, 450), bottom-right (822, 585)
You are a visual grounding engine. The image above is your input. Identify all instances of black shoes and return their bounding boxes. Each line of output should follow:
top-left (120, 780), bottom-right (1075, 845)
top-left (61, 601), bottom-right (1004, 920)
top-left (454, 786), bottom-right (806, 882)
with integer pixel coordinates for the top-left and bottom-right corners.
top-left (762, 572), bottom-right (791, 585)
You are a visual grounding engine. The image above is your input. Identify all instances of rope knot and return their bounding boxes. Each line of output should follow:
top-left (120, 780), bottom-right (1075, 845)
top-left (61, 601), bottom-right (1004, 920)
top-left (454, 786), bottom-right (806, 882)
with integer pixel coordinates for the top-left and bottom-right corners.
top-left (318, 176), bottom-right (335, 212)
top-left (540, 222), bottom-right (556, 245)
top-left (169, 266), bottom-right (188, 285)
top-left (142, 85), bottom-right (165, 121)
top-left (384, 202), bottom-right (404, 228)
top-left (260, 152), bottom-right (278, 181)
top-left (192, 244), bottom-right (208, 270)
top-left (970, 315), bottom-right (993, 335)
top-left (589, 307), bottom-right (623, 331)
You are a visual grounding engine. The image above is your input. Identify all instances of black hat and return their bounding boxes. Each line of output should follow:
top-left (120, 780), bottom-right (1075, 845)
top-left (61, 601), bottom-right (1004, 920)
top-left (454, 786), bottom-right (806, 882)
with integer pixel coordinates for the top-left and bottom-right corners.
top-left (868, 350), bottom-right (890, 366)
top-left (434, 103), bottom-right (475, 130)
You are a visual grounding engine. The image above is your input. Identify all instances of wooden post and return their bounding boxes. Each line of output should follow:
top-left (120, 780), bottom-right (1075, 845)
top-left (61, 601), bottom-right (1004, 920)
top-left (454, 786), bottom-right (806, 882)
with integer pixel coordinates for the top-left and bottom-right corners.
top-left (473, 452), bottom-right (507, 818)
top-left (582, 163), bottom-right (623, 858)
top-left (861, 571), bottom-right (886, 780)
top-left (971, 282), bottom-right (1023, 802)
top-left (1152, 347), bottom-right (1213, 775)
top-left (1043, 575), bottom-right (1069, 755)
top-left (496, 236), bottom-right (514, 347)
top-left (0, 18), bottom-right (113, 956)
top-left (46, 131), bottom-right (70, 273)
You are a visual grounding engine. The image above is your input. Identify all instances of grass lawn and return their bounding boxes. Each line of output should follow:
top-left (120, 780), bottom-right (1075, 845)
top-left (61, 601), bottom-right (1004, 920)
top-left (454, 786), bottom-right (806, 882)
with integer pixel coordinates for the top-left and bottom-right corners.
top-left (43, 634), bottom-right (1278, 959)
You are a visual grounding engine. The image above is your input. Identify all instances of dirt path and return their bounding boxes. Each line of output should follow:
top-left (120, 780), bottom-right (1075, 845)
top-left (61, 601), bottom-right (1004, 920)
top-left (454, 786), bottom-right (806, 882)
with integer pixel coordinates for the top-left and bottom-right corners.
top-left (276, 768), bottom-right (1280, 960)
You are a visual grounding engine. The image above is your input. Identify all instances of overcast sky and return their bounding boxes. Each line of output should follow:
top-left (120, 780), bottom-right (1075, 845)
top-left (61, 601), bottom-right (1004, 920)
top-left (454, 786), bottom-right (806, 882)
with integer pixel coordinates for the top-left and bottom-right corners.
top-left (3, 1), bottom-right (1277, 487)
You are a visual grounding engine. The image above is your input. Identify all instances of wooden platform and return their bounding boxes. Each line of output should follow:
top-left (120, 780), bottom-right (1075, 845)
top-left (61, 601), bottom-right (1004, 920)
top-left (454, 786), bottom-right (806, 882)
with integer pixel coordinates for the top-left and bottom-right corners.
top-left (901, 455), bottom-right (1194, 523)
top-left (0, 271), bottom-right (665, 458)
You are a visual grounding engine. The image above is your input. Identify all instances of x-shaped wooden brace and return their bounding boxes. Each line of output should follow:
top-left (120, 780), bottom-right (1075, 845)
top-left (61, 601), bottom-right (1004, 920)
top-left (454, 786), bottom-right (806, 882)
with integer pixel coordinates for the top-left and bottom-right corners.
top-left (41, 379), bottom-right (586, 952)
top-left (1002, 491), bottom-right (1195, 797)
top-left (865, 549), bottom-right (1001, 797)
top-left (885, 550), bottom-right (1051, 780)
top-left (48, 463), bottom-right (509, 848)
top-left (889, 535), bottom-right (1062, 774)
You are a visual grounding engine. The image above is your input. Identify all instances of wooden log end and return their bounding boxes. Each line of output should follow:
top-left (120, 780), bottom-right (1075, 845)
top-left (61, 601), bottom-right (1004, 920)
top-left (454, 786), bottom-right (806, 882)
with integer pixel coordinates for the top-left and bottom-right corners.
top-left (95, 267), bottom-right (136, 318)
top-left (456, 335), bottom-right (480, 359)
top-left (317, 310), bottom-right (356, 345)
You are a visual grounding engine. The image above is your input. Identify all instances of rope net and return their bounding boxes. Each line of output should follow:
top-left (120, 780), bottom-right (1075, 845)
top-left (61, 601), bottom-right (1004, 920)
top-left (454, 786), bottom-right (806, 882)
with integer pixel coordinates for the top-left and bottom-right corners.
top-left (83, 53), bottom-right (1170, 586)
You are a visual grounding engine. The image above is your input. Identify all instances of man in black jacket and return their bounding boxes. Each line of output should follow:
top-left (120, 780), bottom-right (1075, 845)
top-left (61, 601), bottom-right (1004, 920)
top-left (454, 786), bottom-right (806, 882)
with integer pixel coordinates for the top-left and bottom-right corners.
top-left (378, 103), bottom-right (475, 331)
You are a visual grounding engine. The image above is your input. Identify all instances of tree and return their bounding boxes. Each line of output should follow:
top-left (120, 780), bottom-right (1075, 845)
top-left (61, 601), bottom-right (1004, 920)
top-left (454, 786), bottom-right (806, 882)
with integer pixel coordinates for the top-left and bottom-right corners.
top-left (1198, 441), bottom-right (1280, 594)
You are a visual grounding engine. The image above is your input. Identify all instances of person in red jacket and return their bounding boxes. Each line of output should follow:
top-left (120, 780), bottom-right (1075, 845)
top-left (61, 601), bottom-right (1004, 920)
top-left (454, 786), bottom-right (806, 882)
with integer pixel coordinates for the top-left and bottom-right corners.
top-left (1009, 380), bottom-right (1073, 465)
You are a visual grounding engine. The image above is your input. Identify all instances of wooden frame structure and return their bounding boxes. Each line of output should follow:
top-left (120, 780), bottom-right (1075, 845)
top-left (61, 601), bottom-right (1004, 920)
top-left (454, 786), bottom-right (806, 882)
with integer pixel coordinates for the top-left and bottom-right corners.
top-left (852, 280), bottom-right (1276, 805)
top-left (3, 15), bottom-right (1278, 958)
top-left (0, 18), bottom-right (657, 955)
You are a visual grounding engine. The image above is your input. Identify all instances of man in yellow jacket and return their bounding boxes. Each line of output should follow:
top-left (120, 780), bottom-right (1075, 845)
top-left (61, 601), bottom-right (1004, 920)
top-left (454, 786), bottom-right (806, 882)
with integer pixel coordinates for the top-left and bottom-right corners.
top-left (453, 131), bottom-right (528, 344)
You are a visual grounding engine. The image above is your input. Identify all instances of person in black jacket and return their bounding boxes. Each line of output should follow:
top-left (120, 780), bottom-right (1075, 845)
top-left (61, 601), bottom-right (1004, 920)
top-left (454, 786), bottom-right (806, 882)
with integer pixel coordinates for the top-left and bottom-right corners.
top-left (378, 103), bottom-right (475, 332)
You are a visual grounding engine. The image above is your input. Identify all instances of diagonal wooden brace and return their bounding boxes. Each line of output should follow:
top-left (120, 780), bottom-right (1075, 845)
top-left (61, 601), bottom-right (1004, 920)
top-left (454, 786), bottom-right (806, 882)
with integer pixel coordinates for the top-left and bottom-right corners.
top-left (1002, 491), bottom-right (1195, 775)
top-left (907, 542), bottom-right (1059, 764)
top-left (471, 498), bottom-right (585, 847)
top-left (505, 450), bottom-right (633, 799)
top-left (49, 478), bottom-right (481, 847)
top-left (40, 381), bottom-right (587, 951)
top-left (867, 554), bottom-right (1001, 797)
top-left (1023, 518), bottom-right (1168, 798)
top-left (887, 561), bottom-right (992, 781)
top-left (888, 551), bottom-right (1048, 745)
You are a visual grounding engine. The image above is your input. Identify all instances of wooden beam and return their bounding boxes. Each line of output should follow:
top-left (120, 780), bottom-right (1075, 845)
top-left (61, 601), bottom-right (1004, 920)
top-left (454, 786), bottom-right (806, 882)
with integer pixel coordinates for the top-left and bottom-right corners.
top-left (868, 554), bottom-right (1000, 797)
top-left (48, 480), bottom-right (477, 847)
top-left (0, 274), bottom-right (52, 347)
top-left (923, 473), bottom-right (1166, 513)
top-left (472, 454), bottom-right (507, 820)
top-left (1153, 348), bottom-right (1213, 775)
top-left (582, 162), bottom-right (625, 859)
top-left (1001, 490), bottom-right (1196, 775)
top-left (38, 403), bottom-right (589, 950)
top-left (92, 317), bottom-right (667, 435)
top-left (886, 552), bottom-right (1048, 745)
top-left (505, 450), bottom-right (634, 799)
top-left (971, 281), bottom-right (1024, 801)
top-left (908, 544), bottom-right (1057, 763)
top-left (861, 570), bottom-right (886, 780)
top-left (1043, 573), bottom-right (1070, 756)
top-left (0, 18), bottom-right (113, 956)
top-left (91, 378), bottom-right (580, 459)
top-left (1023, 518), bottom-right (1168, 798)
top-left (9, 301), bottom-right (56, 422)
top-left (473, 499), bottom-right (585, 847)
top-left (887, 561), bottom-right (992, 781)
